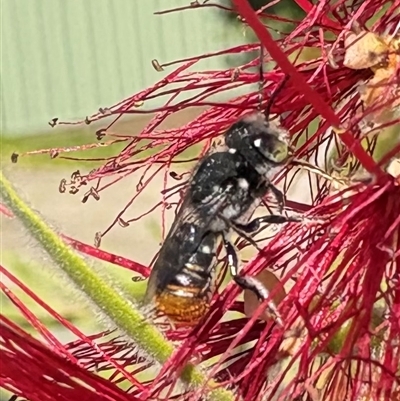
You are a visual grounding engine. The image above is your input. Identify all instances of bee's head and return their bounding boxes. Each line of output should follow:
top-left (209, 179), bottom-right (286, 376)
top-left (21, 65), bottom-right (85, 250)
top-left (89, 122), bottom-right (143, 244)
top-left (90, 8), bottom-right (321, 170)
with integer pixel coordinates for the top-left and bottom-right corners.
top-left (224, 112), bottom-right (290, 175)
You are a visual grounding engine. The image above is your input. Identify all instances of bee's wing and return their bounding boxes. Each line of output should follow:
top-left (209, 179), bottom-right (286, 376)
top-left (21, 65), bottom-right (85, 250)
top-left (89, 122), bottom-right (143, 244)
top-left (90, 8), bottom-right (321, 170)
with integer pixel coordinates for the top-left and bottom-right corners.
top-left (145, 190), bottom-right (230, 300)
top-left (158, 142), bottom-right (229, 241)
top-left (145, 151), bottom-right (241, 300)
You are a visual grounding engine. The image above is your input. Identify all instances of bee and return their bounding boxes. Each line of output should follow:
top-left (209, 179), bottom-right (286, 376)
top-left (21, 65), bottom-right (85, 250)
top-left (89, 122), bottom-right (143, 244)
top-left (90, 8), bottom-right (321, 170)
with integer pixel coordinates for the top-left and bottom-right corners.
top-left (145, 50), bottom-right (299, 325)
top-left (144, 149), bottom-right (241, 324)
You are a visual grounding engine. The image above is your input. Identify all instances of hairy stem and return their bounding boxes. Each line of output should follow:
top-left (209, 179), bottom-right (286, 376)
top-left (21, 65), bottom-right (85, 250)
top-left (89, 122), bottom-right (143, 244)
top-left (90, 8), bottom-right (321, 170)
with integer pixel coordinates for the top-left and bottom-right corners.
top-left (0, 171), bottom-right (234, 401)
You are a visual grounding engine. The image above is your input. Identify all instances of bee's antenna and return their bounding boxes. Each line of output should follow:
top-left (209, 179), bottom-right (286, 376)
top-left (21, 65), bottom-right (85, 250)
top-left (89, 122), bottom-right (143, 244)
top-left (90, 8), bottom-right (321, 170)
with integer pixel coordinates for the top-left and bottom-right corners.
top-left (264, 73), bottom-right (290, 120)
top-left (257, 43), bottom-right (290, 119)
top-left (258, 44), bottom-right (265, 112)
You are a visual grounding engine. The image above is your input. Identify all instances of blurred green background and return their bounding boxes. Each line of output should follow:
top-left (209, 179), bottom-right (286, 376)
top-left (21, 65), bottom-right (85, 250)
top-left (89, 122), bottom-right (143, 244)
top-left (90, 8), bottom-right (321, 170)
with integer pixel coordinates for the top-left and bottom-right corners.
top-left (2, 0), bottom-right (301, 136)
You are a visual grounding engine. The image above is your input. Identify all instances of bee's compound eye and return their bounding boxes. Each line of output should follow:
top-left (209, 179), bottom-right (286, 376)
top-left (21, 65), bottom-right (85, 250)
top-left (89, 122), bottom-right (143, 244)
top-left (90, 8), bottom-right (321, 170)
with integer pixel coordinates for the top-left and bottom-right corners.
top-left (271, 141), bottom-right (289, 163)
top-left (253, 137), bottom-right (288, 164)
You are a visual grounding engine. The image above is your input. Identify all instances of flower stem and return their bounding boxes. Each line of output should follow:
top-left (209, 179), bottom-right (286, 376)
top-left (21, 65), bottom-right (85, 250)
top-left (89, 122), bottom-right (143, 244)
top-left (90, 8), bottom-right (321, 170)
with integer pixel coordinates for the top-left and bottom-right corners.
top-left (0, 171), bottom-right (233, 401)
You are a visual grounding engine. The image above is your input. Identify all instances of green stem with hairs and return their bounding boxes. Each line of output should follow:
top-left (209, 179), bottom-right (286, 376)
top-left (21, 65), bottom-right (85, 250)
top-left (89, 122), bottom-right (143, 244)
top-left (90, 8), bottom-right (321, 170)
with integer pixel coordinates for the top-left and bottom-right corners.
top-left (0, 171), bottom-right (233, 401)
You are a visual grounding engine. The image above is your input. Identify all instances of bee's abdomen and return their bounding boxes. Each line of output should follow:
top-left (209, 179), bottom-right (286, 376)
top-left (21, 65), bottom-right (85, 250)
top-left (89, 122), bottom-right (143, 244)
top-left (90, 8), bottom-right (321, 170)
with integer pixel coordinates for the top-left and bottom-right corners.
top-left (153, 235), bottom-right (217, 324)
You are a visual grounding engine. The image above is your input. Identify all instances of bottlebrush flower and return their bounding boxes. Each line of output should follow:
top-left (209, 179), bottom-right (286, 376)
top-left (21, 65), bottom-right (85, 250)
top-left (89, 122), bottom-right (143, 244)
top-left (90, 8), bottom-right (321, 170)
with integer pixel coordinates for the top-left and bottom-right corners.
top-left (3, 0), bottom-right (400, 400)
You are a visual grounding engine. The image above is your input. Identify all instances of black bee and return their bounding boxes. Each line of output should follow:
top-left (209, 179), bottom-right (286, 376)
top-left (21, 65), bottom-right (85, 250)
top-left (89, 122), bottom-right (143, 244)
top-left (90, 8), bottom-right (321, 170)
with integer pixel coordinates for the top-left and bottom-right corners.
top-left (145, 62), bottom-right (298, 324)
top-left (144, 115), bottom-right (299, 324)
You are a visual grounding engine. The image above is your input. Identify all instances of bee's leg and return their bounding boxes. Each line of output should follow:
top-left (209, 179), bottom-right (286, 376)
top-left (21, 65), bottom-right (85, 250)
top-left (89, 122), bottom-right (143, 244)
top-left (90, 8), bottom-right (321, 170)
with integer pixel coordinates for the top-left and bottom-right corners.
top-left (222, 235), bottom-right (283, 326)
top-left (268, 184), bottom-right (285, 214)
top-left (222, 234), bottom-right (269, 298)
top-left (222, 236), bottom-right (239, 277)
top-left (235, 214), bottom-right (301, 233)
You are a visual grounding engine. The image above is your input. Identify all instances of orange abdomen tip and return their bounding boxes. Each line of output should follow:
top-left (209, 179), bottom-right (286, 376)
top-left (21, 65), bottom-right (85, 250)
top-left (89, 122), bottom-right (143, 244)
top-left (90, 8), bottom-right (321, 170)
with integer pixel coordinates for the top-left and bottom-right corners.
top-left (155, 289), bottom-right (210, 325)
